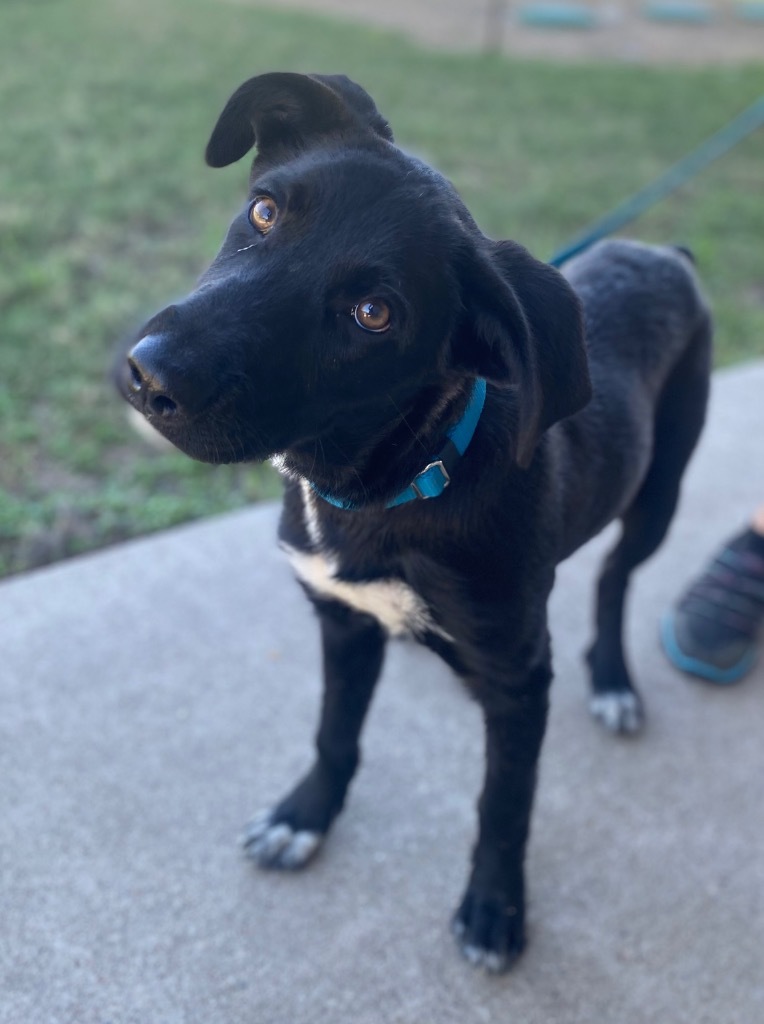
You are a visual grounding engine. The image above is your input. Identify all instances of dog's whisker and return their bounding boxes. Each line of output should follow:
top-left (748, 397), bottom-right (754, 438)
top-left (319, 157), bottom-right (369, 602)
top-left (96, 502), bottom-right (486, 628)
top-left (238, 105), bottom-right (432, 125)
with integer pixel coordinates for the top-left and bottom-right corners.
top-left (385, 393), bottom-right (429, 455)
top-left (306, 439), bottom-right (319, 481)
top-left (325, 436), bottom-right (368, 501)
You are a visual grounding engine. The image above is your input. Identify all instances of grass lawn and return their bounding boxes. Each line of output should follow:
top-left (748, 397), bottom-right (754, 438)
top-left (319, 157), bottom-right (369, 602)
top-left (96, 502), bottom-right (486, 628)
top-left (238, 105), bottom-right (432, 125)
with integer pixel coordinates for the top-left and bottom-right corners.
top-left (1, 0), bottom-right (763, 576)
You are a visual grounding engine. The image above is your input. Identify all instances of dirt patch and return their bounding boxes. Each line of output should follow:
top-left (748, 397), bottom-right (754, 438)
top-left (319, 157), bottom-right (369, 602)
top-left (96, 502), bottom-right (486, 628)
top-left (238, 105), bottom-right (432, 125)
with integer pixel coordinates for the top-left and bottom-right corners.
top-left (250, 0), bottom-right (764, 63)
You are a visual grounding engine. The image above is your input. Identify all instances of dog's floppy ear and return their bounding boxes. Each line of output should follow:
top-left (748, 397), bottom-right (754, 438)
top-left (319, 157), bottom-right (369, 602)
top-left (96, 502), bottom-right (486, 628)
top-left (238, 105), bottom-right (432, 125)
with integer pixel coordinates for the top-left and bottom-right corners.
top-left (453, 239), bottom-right (591, 468)
top-left (205, 72), bottom-right (393, 169)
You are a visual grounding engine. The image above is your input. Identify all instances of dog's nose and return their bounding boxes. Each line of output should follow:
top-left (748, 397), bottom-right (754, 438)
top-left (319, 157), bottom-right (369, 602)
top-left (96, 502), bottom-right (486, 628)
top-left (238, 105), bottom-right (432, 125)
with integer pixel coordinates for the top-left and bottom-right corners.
top-left (126, 334), bottom-right (180, 418)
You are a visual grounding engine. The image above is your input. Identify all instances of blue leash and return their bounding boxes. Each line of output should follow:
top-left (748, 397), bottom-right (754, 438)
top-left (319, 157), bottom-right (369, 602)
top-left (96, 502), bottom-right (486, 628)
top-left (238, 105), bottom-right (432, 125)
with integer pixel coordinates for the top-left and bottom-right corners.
top-left (548, 94), bottom-right (764, 268)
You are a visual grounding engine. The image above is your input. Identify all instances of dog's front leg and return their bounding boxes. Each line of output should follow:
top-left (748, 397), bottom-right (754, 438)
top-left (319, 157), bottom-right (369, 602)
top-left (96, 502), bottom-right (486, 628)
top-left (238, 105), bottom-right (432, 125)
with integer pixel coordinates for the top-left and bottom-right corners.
top-left (244, 598), bottom-right (386, 869)
top-left (453, 657), bottom-right (551, 973)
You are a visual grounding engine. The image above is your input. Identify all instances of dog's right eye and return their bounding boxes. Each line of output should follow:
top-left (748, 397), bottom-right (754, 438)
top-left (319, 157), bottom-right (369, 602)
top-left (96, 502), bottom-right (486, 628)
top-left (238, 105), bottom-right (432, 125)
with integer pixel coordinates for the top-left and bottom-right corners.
top-left (248, 196), bottom-right (278, 234)
top-left (352, 300), bottom-right (391, 333)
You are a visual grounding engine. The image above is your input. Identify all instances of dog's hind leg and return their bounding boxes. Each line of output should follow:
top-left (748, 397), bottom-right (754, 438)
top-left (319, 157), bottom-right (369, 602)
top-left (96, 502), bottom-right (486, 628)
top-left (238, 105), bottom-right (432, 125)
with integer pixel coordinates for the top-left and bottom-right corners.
top-left (244, 598), bottom-right (386, 869)
top-left (587, 323), bottom-right (711, 734)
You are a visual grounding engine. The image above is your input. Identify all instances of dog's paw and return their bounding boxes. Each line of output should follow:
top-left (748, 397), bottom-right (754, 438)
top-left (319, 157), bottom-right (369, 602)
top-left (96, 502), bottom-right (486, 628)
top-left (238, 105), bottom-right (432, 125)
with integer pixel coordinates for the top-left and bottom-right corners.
top-left (242, 809), bottom-right (324, 870)
top-left (450, 892), bottom-right (525, 974)
top-left (589, 690), bottom-right (644, 735)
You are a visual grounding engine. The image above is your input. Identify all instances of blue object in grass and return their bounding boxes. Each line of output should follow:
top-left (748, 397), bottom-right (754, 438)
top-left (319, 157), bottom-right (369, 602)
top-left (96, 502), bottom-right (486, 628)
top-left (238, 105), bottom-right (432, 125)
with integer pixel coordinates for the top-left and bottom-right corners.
top-left (735, 0), bottom-right (764, 20)
top-left (517, 3), bottom-right (599, 28)
top-left (643, 1), bottom-right (714, 22)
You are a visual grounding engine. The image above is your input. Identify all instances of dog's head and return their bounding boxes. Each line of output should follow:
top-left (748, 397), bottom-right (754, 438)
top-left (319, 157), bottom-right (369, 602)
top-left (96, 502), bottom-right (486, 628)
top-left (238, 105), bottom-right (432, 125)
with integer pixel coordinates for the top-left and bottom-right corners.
top-left (117, 72), bottom-right (590, 490)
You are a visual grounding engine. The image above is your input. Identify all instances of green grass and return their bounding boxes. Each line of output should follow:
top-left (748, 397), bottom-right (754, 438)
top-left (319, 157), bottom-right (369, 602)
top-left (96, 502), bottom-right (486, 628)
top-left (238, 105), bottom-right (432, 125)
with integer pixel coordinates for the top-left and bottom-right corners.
top-left (1, 0), bottom-right (763, 576)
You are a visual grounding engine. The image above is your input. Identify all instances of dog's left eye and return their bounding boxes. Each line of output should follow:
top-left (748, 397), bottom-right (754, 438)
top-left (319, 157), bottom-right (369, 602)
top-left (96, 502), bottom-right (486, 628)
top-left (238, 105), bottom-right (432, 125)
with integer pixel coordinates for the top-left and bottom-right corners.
top-left (352, 300), bottom-right (391, 333)
top-left (248, 195), bottom-right (278, 234)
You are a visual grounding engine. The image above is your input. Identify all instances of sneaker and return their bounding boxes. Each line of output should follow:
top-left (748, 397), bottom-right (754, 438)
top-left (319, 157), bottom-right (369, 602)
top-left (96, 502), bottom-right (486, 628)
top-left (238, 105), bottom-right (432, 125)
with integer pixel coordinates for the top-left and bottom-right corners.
top-left (661, 529), bottom-right (764, 684)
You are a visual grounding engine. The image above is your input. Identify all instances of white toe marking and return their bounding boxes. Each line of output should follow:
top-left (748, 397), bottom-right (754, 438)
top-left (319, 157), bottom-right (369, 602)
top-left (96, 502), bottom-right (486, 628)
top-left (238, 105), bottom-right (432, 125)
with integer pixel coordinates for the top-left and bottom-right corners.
top-left (243, 813), bottom-right (323, 869)
top-left (242, 810), bottom-right (275, 847)
top-left (483, 951), bottom-right (506, 974)
top-left (590, 691), bottom-right (644, 733)
top-left (254, 823), bottom-right (293, 860)
top-left (460, 942), bottom-right (507, 972)
top-left (278, 830), bottom-right (322, 868)
top-left (462, 944), bottom-right (483, 966)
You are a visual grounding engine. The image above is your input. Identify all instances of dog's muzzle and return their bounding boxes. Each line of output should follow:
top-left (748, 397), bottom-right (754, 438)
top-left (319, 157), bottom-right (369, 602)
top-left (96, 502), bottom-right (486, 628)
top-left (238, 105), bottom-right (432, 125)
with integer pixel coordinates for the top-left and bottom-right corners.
top-left (121, 331), bottom-right (214, 419)
top-left (124, 334), bottom-right (181, 420)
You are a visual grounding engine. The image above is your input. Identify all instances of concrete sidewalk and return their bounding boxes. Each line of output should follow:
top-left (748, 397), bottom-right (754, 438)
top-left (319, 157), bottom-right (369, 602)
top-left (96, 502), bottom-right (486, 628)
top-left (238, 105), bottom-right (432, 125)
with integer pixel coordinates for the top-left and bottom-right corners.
top-left (2, 362), bottom-right (763, 1024)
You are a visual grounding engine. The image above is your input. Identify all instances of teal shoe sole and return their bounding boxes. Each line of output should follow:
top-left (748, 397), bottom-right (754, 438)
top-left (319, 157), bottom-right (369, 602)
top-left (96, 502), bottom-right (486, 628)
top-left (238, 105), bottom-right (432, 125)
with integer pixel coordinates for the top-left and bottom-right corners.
top-left (661, 612), bottom-right (756, 685)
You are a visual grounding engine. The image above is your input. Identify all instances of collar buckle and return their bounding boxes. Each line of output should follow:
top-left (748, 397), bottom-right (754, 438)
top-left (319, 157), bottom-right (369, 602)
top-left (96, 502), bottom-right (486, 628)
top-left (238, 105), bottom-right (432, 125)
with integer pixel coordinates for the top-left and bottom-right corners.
top-left (307, 378), bottom-right (486, 511)
top-left (411, 459), bottom-right (451, 500)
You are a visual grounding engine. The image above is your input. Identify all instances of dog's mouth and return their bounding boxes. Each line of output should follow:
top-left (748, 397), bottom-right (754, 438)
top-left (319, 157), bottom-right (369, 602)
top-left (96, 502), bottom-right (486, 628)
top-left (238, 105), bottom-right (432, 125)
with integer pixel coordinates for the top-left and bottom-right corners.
top-left (115, 360), bottom-right (266, 464)
top-left (137, 412), bottom-right (269, 465)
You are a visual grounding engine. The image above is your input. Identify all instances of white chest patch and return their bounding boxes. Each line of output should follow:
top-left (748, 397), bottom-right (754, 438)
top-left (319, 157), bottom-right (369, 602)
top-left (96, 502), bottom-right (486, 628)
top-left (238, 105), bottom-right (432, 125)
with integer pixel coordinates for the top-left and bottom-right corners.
top-left (285, 477), bottom-right (453, 641)
top-left (283, 545), bottom-right (453, 642)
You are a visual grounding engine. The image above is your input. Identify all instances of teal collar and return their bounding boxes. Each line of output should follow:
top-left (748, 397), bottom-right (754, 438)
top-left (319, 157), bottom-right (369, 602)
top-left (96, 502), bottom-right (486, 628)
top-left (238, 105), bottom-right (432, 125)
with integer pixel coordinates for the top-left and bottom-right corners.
top-left (310, 378), bottom-right (487, 511)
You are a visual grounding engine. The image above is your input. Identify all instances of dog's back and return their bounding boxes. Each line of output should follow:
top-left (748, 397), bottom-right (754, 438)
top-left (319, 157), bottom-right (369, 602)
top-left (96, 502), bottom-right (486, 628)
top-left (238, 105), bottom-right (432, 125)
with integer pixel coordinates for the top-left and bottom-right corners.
top-left (563, 239), bottom-right (709, 385)
top-left (550, 239), bottom-right (712, 559)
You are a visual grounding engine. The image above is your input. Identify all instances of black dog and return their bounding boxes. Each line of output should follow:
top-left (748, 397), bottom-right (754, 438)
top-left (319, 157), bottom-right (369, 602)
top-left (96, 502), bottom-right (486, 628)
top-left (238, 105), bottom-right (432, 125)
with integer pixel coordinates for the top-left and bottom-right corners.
top-left (117, 73), bottom-right (712, 971)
